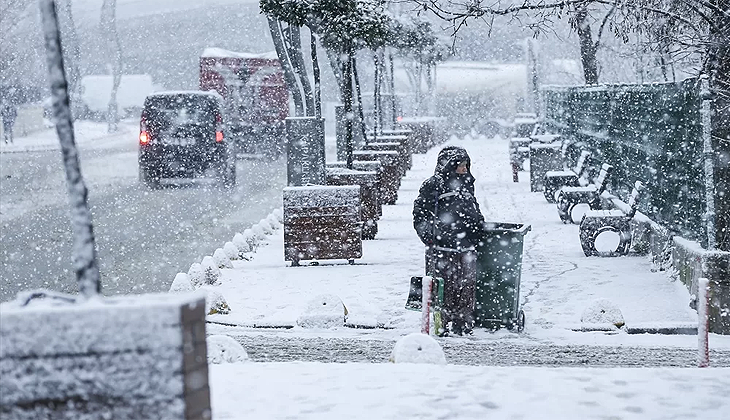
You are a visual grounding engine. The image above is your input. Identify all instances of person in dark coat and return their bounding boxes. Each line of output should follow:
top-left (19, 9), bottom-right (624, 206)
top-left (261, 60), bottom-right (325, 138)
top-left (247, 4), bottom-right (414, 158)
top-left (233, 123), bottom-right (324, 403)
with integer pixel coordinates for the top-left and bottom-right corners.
top-left (1, 100), bottom-right (17, 144)
top-left (413, 146), bottom-right (487, 335)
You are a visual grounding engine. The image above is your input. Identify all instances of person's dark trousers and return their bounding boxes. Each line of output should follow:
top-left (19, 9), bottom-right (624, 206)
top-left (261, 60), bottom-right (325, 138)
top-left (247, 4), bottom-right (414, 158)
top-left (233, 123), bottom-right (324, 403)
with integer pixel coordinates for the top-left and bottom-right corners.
top-left (433, 249), bottom-right (477, 334)
top-left (3, 121), bottom-right (12, 144)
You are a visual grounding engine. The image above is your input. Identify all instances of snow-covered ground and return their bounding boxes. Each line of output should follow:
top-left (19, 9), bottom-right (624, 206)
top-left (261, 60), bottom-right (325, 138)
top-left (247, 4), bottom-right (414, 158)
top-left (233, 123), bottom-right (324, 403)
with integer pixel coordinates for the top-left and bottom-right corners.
top-left (0, 120), bottom-right (136, 154)
top-left (210, 363), bottom-right (730, 420)
top-left (204, 134), bottom-right (725, 349)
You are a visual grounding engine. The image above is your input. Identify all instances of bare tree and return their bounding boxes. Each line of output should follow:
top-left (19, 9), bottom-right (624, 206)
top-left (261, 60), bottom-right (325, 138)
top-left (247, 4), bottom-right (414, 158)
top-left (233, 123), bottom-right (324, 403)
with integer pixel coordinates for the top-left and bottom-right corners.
top-left (100, 0), bottom-right (122, 132)
top-left (39, 0), bottom-right (101, 298)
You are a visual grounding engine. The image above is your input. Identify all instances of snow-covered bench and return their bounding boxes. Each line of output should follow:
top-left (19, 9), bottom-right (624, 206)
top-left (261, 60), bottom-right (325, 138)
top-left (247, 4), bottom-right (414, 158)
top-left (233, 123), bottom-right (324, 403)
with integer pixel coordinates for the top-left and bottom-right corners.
top-left (579, 181), bottom-right (645, 256)
top-left (556, 163), bottom-right (614, 224)
top-left (543, 150), bottom-right (592, 203)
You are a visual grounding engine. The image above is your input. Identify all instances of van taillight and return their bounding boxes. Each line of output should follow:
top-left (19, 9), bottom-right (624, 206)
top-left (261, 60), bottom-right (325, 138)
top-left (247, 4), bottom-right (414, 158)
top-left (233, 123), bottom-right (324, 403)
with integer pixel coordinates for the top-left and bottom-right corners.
top-left (216, 131), bottom-right (224, 143)
top-left (140, 131), bottom-right (150, 145)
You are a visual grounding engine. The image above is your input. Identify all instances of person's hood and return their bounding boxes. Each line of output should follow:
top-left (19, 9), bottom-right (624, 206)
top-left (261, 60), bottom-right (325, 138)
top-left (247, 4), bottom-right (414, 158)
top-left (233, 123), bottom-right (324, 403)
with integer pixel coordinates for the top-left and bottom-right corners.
top-left (435, 146), bottom-right (471, 178)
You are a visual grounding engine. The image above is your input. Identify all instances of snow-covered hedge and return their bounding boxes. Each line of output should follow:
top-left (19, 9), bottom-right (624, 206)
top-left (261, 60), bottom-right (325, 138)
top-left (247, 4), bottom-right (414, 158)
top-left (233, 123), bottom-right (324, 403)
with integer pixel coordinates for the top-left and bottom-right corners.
top-left (201, 287), bottom-right (231, 315)
top-left (201, 256), bottom-right (222, 286)
top-left (213, 248), bottom-right (233, 269)
top-left (169, 273), bottom-right (194, 293)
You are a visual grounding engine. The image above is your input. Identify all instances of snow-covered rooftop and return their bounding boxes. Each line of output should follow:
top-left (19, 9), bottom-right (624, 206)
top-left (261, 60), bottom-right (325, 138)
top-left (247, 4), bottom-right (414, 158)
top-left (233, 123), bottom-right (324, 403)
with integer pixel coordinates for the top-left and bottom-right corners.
top-left (201, 47), bottom-right (278, 60)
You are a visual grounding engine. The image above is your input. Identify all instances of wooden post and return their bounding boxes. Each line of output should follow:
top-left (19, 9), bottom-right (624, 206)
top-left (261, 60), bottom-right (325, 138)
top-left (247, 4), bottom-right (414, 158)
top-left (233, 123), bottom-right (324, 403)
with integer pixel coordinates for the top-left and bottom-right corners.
top-left (421, 276), bottom-right (433, 335)
top-left (698, 277), bottom-right (710, 367)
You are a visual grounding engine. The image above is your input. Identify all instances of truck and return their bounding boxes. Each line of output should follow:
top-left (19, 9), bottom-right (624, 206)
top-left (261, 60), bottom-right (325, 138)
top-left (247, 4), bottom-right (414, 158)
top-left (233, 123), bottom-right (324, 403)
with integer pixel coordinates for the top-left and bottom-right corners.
top-left (199, 47), bottom-right (289, 157)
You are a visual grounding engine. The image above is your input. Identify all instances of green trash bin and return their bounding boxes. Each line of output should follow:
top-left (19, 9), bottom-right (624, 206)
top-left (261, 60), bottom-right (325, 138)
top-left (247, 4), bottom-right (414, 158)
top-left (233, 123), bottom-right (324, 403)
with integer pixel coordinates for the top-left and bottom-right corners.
top-left (474, 222), bottom-right (531, 331)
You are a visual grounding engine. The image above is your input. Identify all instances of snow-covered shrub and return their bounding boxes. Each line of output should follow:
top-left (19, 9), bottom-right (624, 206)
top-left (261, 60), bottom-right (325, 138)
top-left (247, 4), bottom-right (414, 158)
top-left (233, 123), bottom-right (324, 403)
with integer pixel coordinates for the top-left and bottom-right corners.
top-left (272, 207), bottom-right (283, 223)
top-left (232, 232), bottom-right (252, 254)
top-left (242, 228), bottom-right (258, 249)
top-left (223, 241), bottom-right (240, 260)
top-left (390, 333), bottom-right (446, 364)
top-left (251, 224), bottom-right (267, 241)
top-left (169, 273), bottom-right (194, 293)
top-left (213, 248), bottom-right (233, 269)
top-left (581, 298), bottom-right (625, 329)
top-left (258, 218), bottom-right (274, 235)
top-left (296, 294), bottom-right (348, 329)
top-left (187, 263), bottom-right (204, 288)
top-left (266, 213), bottom-right (281, 230)
top-left (207, 335), bottom-right (249, 364)
top-left (201, 287), bottom-right (231, 315)
top-left (201, 256), bottom-right (222, 286)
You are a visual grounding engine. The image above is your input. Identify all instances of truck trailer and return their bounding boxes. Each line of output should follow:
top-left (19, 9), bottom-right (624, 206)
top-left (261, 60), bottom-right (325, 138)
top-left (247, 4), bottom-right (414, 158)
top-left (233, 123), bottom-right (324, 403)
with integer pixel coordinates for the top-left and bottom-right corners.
top-left (199, 47), bottom-right (288, 157)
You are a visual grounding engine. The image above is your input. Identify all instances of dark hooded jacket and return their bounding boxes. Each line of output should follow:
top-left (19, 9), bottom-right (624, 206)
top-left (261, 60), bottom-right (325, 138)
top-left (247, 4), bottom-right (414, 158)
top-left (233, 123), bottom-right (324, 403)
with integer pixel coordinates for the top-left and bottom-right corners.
top-left (413, 146), bottom-right (486, 252)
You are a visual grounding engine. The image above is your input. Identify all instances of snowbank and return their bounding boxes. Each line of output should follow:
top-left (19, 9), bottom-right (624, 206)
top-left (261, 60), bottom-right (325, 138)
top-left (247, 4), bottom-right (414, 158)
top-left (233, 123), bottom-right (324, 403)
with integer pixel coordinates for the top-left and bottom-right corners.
top-left (296, 294), bottom-right (348, 329)
top-left (390, 333), bottom-right (446, 365)
top-left (206, 335), bottom-right (249, 364)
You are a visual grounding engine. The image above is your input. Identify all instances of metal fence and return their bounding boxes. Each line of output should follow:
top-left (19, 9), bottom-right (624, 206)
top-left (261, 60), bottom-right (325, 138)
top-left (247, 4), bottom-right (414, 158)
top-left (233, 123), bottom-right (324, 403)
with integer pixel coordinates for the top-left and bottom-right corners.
top-left (543, 78), bottom-right (705, 243)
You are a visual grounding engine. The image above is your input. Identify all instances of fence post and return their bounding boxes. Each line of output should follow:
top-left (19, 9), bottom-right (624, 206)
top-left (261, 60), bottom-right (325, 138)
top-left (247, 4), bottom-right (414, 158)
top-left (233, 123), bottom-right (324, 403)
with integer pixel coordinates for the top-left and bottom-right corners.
top-left (421, 275), bottom-right (432, 335)
top-left (698, 277), bottom-right (710, 367)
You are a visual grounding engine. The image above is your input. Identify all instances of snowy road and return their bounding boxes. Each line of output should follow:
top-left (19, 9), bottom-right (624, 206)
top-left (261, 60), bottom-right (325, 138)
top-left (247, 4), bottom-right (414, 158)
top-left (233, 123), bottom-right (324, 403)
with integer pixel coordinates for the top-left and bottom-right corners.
top-left (0, 123), bottom-right (285, 301)
top-left (230, 334), bottom-right (730, 367)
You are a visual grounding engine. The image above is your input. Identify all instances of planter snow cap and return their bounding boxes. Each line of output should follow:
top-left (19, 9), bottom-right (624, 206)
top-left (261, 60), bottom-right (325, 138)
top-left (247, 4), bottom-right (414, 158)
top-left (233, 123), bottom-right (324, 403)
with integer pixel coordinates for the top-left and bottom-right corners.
top-left (207, 335), bottom-right (249, 364)
top-left (581, 298), bottom-right (625, 330)
top-left (201, 256), bottom-right (222, 286)
top-left (223, 241), bottom-right (240, 260)
top-left (232, 232), bottom-right (252, 254)
top-left (213, 248), bottom-right (233, 269)
top-left (188, 262), bottom-right (204, 288)
top-left (201, 287), bottom-right (231, 315)
top-left (296, 294), bottom-right (348, 329)
top-left (169, 272), bottom-right (194, 293)
top-left (390, 333), bottom-right (446, 365)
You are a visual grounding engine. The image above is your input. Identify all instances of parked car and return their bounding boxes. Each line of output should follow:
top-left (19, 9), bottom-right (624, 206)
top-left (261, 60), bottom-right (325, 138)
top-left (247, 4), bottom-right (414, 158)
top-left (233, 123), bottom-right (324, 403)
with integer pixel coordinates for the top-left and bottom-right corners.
top-left (138, 91), bottom-right (235, 188)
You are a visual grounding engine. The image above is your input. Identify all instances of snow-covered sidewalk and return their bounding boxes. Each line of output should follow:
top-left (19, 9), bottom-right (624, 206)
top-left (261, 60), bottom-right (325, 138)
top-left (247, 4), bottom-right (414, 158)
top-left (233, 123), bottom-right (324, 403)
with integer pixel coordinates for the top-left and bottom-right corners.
top-left (204, 134), bottom-right (714, 346)
top-left (210, 362), bottom-right (730, 420)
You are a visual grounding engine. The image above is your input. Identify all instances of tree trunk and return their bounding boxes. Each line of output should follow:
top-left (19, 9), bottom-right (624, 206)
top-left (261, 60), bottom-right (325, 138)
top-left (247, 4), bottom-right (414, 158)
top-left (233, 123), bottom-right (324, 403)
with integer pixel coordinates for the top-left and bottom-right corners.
top-left (101, 0), bottom-right (122, 133)
top-left (310, 29), bottom-right (321, 119)
top-left (60, 0), bottom-right (83, 119)
top-left (707, 1), bottom-right (730, 251)
top-left (326, 47), bottom-right (344, 103)
top-left (373, 50), bottom-right (380, 136)
top-left (352, 56), bottom-right (367, 146)
top-left (39, 0), bottom-right (101, 298)
top-left (389, 52), bottom-right (397, 128)
top-left (267, 17), bottom-right (304, 116)
top-left (342, 50), bottom-right (354, 169)
top-left (575, 5), bottom-right (599, 85)
top-left (288, 25), bottom-right (314, 116)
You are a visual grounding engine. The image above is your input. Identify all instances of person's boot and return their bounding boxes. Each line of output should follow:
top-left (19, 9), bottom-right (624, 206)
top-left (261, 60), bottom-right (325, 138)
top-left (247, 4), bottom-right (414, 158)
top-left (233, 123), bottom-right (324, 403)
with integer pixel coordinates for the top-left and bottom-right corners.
top-left (451, 321), bottom-right (464, 336)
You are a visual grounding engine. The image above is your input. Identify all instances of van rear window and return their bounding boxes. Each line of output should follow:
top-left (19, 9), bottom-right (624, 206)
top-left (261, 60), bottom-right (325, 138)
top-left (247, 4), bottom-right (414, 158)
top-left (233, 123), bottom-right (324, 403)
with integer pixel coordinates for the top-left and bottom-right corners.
top-left (144, 95), bottom-right (216, 127)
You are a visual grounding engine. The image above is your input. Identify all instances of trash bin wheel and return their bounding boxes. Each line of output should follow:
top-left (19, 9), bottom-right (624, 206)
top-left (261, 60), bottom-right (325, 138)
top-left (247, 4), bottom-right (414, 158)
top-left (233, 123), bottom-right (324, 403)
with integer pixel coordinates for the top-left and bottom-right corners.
top-left (517, 310), bottom-right (526, 332)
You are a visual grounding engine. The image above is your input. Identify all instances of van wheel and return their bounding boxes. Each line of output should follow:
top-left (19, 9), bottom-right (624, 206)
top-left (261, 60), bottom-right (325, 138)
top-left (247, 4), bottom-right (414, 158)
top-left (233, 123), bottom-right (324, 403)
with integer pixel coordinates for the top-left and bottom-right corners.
top-left (218, 164), bottom-right (236, 189)
top-left (139, 166), bottom-right (160, 189)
